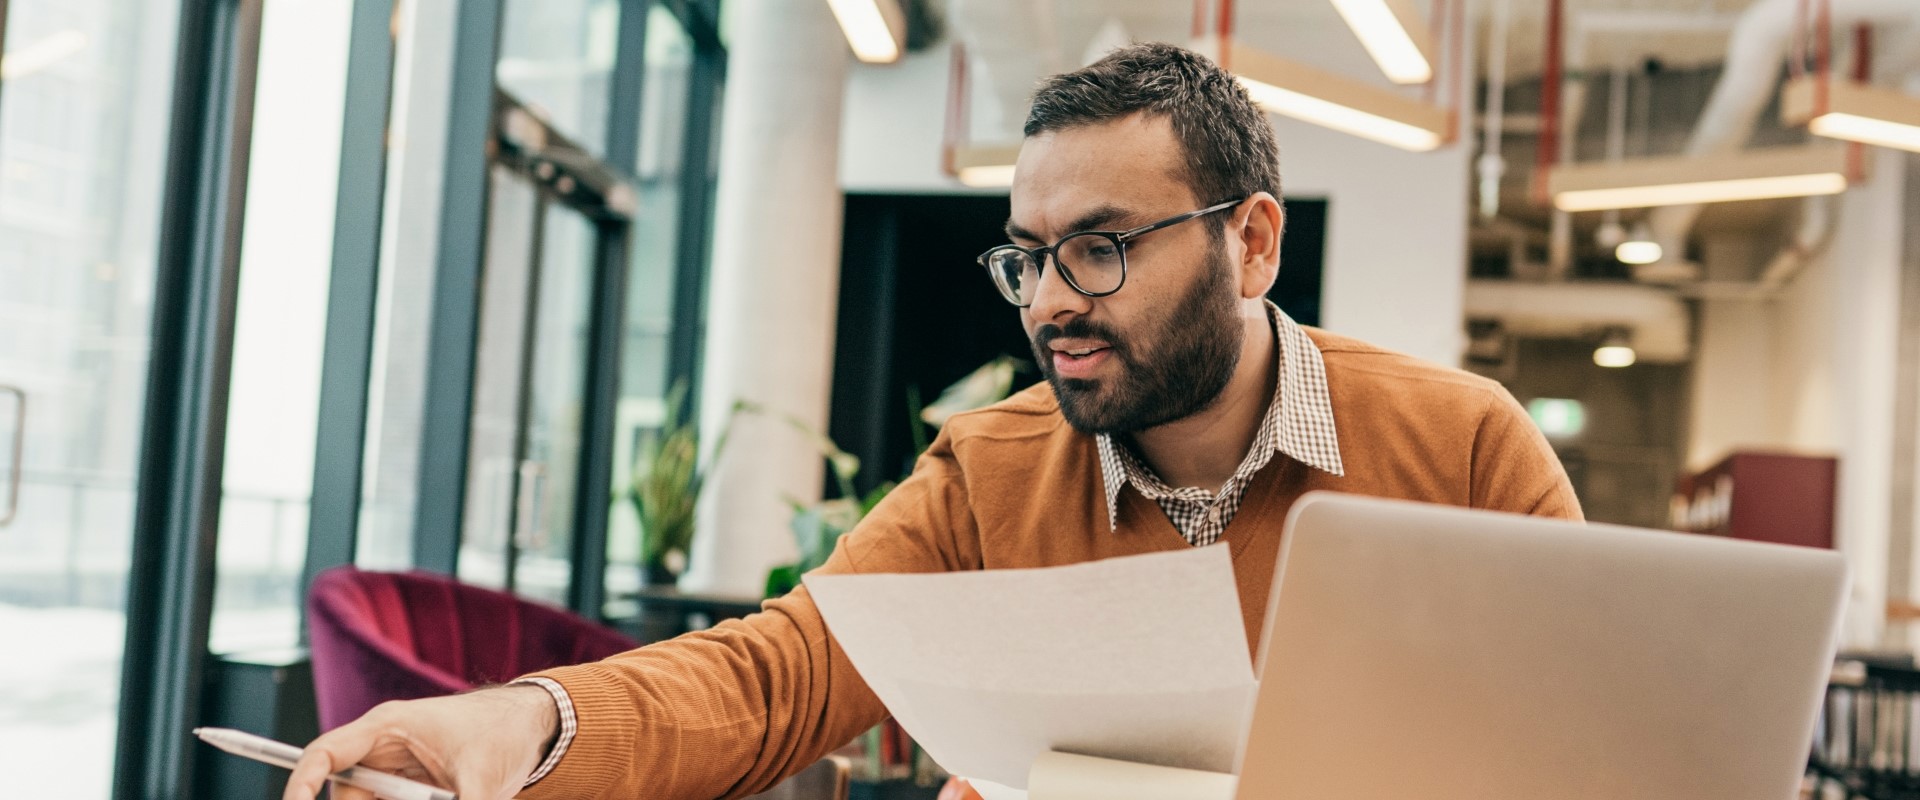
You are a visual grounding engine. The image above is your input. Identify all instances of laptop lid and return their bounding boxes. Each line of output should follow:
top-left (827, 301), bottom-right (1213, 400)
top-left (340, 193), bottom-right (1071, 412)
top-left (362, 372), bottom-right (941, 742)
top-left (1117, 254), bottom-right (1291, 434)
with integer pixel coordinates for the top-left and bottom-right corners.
top-left (1234, 492), bottom-right (1847, 800)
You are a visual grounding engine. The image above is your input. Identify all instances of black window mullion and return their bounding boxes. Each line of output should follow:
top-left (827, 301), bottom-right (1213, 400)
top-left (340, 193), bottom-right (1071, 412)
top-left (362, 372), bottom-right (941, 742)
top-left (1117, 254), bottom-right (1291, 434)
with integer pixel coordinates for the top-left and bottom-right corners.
top-left (666, 29), bottom-right (724, 401)
top-left (302, 0), bottom-right (398, 620)
top-left (113, 0), bottom-right (264, 796)
top-left (564, 0), bottom-right (651, 619)
top-left (411, 0), bottom-right (508, 574)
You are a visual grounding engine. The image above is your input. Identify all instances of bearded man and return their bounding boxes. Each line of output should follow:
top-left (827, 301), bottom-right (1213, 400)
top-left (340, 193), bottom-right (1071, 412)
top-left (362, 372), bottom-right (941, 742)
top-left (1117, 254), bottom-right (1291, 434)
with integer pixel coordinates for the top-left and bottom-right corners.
top-left (287, 41), bottom-right (1579, 800)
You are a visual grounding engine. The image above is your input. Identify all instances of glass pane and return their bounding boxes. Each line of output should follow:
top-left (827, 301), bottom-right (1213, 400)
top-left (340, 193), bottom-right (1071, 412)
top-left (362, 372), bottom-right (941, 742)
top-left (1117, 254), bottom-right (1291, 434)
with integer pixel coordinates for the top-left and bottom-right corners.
top-left (458, 167), bottom-right (540, 591)
top-left (514, 203), bottom-right (597, 606)
top-left (496, 0), bottom-right (619, 157)
top-left (357, 0), bottom-right (457, 570)
top-left (605, 5), bottom-right (693, 611)
top-left (210, 0), bottom-right (350, 656)
top-left (0, 0), bottom-right (182, 795)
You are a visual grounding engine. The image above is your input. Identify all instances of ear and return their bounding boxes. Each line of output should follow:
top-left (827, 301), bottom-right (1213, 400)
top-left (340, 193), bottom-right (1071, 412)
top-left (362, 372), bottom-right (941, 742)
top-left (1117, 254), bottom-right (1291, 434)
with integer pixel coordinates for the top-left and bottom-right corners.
top-left (1233, 192), bottom-right (1284, 300)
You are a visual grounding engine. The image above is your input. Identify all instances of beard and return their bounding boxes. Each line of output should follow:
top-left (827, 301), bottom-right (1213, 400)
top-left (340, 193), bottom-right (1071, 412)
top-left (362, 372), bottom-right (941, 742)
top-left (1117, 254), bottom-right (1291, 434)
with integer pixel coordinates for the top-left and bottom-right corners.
top-left (1031, 245), bottom-right (1244, 434)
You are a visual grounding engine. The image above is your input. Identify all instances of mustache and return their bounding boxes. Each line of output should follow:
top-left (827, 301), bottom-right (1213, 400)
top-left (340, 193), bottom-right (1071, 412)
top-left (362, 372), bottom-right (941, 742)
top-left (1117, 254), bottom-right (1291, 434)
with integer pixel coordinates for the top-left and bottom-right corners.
top-left (1033, 318), bottom-right (1130, 358)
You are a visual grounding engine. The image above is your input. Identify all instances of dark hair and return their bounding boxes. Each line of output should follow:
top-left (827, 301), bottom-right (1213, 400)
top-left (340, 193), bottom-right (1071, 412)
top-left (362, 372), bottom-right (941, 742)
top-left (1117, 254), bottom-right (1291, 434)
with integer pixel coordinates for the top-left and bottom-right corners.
top-left (1024, 42), bottom-right (1281, 213)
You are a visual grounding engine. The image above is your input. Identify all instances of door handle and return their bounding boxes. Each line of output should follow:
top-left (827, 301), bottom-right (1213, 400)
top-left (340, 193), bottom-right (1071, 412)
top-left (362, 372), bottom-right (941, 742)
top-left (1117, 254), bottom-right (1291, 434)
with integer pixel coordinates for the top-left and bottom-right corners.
top-left (514, 460), bottom-right (547, 551)
top-left (0, 385), bottom-right (23, 528)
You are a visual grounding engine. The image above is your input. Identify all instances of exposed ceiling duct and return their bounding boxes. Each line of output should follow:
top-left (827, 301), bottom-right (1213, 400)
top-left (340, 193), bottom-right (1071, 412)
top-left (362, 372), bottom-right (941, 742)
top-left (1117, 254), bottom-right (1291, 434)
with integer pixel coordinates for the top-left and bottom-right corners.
top-left (1465, 279), bottom-right (1692, 363)
top-left (1643, 0), bottom-right (1920, 283)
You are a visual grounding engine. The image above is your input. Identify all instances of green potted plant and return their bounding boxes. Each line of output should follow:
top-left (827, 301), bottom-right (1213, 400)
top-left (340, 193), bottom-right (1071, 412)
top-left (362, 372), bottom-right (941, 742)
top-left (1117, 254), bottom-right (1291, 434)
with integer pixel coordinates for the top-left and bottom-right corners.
top-left (760, 356), bottom-right (1024, 597)
top-left (627, 384), bottom-right (734, 586)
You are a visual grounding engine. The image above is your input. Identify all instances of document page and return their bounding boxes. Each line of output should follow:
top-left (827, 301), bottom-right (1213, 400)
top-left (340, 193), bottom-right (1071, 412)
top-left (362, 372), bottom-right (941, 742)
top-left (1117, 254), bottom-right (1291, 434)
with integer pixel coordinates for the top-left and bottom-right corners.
top-left (804, 546), bottom-right (1255, 796)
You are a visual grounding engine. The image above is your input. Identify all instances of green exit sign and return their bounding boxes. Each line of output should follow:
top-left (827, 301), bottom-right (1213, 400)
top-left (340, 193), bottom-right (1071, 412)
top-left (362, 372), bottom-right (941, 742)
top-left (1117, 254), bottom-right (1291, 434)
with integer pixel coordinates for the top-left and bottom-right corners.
top-left (1527, 398), bottom-right (1586, 439)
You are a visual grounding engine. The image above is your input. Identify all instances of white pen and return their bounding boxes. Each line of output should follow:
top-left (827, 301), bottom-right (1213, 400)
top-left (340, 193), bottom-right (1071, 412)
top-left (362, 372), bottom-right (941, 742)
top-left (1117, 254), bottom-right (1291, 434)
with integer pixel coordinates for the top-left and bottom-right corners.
top-left (194, 727), bottom-right (457, 800)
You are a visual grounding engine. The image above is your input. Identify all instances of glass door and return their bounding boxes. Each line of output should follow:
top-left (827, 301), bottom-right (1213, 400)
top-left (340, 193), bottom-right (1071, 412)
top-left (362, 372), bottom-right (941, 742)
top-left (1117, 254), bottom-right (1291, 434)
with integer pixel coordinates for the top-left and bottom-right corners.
top-left (0, 0), bottom-right (184, 795)
top-left (458, 158), bottom-right (599, 607)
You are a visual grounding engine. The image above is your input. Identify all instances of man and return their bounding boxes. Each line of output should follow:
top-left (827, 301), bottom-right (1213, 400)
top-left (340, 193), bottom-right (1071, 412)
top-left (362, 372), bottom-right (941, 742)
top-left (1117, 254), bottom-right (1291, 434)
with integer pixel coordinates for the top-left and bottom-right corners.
top-left (287, 42), bottom-right (1578, 800)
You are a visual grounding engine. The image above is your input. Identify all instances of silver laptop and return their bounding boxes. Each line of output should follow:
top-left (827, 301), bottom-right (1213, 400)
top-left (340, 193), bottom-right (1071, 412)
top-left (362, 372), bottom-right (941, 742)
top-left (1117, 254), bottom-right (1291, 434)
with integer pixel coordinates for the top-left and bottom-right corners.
top-left (1234, 492), bottom-right (1848, 800)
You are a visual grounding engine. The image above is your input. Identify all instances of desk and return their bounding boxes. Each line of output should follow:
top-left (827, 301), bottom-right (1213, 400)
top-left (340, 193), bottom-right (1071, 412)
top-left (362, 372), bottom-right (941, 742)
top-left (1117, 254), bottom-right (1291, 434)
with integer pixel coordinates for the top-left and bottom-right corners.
top-left (613, 586), bottom-right (765, 643)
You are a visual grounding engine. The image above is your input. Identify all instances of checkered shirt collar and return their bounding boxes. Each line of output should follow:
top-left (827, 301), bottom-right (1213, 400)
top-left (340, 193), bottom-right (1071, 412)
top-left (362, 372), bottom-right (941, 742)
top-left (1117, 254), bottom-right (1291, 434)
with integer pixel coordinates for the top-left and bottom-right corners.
top-left (1096, 301), bottom-right (1345, 532)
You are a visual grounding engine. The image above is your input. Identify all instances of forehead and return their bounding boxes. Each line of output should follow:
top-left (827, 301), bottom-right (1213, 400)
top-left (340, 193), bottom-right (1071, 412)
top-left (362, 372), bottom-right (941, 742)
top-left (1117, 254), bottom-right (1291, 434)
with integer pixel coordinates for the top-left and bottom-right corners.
top-left (1008, 113), bottom-right (1194, 239)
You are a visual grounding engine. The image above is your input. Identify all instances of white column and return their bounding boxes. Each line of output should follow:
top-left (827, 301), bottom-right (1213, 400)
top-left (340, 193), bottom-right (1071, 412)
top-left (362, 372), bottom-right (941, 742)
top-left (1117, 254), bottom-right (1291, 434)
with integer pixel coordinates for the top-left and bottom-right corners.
top-left (683, 0), bottom-right (850, 595)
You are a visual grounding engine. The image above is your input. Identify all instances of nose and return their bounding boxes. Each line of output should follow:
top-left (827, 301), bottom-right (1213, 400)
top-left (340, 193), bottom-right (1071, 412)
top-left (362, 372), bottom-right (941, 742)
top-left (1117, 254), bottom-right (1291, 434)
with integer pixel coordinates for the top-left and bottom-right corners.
top-left (1024, 253), bottom-right (1093, 326)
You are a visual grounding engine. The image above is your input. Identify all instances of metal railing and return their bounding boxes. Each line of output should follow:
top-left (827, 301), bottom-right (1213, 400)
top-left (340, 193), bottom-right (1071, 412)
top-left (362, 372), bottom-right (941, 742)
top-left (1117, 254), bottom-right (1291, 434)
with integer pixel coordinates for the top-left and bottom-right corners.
top-left (0, 469), bottom-right (308, 610)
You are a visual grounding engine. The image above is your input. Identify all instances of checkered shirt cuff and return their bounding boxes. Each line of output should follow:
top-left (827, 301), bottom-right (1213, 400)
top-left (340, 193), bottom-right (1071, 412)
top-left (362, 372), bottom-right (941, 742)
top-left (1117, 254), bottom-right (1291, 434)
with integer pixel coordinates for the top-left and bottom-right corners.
top-left (510, 677), bottom-right (577, 786)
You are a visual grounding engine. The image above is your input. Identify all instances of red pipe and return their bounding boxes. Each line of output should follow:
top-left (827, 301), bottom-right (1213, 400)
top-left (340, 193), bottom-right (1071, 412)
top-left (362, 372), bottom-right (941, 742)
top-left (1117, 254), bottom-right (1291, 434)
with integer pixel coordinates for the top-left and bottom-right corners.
top-left (940, 42), bottom-right (967, 177)
top-left (1848, 22), bottom-right (1871, 181)
top-left (1814, 0), bottom-right (1831, 112)
top-left (1448, 0), bottom-right (1463, 142)
top-left (1533, 0), bottom-right (1563, 205)
top-left (1853, 21), bottom-right (1871, 82)
top-left (1792, 0), bottom-right (1808, 80)
top-left (1217, 0), bottom-right (1235, 69)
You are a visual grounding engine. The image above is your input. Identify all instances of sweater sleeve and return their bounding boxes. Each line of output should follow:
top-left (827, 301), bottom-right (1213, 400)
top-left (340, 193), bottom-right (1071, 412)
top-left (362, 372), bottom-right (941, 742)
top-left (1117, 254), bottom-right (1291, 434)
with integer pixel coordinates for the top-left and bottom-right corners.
top-left (518, 429), bottom-right (982, 800)
top-left (1467, 387), bottom-right (1584, 522)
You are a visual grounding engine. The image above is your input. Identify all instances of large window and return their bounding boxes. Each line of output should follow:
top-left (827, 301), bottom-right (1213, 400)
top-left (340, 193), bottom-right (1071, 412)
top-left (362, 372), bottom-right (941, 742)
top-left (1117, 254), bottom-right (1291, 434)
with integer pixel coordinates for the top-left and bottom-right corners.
top-left (0, 0), bottom-right (182, 795)
top-left (351, 0), bottom-right (724, 617)
top-left (605, 2), bottom-right (696, 606)
top-left (0, 0), bottom-right (726, 795)
top-left (211, 0), bottom-right (352, 656)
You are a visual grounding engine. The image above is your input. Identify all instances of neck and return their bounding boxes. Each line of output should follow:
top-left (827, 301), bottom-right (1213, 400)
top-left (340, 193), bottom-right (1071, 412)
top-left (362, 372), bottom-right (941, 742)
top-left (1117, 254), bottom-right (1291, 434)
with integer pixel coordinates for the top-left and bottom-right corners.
top-left (1128, 300), bottom-right (1276, 491)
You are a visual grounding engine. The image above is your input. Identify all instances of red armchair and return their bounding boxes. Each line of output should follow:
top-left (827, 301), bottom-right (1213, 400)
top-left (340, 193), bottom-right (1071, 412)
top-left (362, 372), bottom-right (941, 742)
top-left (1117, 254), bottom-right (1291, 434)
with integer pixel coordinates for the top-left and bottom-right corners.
top-left (306, 566), bottom-right (640, 731)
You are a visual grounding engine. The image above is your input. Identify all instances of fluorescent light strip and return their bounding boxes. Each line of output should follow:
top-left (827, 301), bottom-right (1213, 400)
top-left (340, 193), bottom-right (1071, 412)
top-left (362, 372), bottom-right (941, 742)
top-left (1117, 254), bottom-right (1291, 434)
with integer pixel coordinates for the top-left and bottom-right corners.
top-left (1593, 345), bottom-right (1636, 368)
top-left (825, 0), bottom-right (902, 64)
top-left (1809, 112), bottom-right (1920, 154)
top-left (1614, 240), bottom-right (1662, 265)
top-left (1330, 0), bottom-right (1433, 84)
top-left (957, 164), bottom-right (1017, 187)
top-left (1555, 172), bottom-right (1847, 212)
top-left (1239, 77), bottom-right (1441, 151)
top-left (0, 31), bottom-right (89, 81)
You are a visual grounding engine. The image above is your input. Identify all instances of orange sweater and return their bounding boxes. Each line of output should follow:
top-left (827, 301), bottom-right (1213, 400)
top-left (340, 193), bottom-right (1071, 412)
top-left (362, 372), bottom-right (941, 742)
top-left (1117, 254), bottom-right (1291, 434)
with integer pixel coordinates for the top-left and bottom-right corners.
top-left (523, 328), bottom-right (1582, 799)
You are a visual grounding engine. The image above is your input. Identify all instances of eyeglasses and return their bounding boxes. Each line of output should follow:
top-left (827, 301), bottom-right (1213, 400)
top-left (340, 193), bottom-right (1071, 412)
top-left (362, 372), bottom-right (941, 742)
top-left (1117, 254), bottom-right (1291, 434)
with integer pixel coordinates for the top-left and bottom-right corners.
top-left (977, 199), bottom-right (1242, 308)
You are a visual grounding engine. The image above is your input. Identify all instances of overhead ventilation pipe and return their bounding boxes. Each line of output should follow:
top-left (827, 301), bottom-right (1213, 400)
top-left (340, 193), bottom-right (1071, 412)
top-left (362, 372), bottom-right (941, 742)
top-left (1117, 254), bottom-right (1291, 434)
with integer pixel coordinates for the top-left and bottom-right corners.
top-left (1643, 0), bottom-right (1920, 282)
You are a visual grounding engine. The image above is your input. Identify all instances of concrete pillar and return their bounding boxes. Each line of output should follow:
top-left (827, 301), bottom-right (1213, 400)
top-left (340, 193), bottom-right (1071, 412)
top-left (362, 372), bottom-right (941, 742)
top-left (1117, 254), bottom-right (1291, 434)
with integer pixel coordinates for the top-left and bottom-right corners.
top-left (683, 0), bottom-right (850, 595)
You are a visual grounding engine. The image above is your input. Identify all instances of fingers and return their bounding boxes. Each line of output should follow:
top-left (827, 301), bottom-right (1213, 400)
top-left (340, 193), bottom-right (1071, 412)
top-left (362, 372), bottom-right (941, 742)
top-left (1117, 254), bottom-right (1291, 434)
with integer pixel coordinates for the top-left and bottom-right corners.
top-left (283, 720), bottom-right (382, 800)
top-left (325, 779), bottom-right (377, 800)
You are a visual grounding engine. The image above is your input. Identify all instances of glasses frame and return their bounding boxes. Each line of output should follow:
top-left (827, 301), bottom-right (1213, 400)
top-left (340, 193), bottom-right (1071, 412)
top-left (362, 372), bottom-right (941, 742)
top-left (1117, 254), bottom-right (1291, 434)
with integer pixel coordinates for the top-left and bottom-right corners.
top-left (977, 198), bottom-right (1243, 308)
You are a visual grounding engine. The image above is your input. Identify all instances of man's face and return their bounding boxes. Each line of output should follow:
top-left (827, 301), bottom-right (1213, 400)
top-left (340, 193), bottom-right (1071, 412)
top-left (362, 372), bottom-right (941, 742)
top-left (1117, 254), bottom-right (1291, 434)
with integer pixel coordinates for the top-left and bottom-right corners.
top-left (1006, 114), bottom-right (1245, 435)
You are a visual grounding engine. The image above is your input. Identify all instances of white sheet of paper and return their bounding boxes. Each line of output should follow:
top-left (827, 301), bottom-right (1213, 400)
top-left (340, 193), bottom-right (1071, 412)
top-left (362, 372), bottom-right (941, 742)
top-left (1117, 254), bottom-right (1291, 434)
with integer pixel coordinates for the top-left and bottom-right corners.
top-left (804, 546), bottom-right (1257, 792)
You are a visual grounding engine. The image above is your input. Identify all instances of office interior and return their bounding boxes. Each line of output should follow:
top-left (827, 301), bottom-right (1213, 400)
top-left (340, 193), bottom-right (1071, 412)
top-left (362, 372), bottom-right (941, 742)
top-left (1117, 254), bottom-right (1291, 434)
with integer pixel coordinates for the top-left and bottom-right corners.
top-left (2, 0), bottom-right (1919, 797)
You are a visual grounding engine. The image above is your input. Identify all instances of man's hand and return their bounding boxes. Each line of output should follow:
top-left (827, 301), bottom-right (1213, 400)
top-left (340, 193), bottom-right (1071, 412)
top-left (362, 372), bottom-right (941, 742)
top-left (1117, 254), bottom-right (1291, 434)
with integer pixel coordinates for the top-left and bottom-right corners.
top-left (283, 684), bottom-right (560, 800)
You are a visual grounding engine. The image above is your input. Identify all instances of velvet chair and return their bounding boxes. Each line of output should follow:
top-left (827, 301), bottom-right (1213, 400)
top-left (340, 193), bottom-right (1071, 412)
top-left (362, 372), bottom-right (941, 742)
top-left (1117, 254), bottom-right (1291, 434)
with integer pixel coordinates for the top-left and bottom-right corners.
top-left (306, 566), bottom-right (640, 731)
top-left (307, 566), bottom-right (850, 799)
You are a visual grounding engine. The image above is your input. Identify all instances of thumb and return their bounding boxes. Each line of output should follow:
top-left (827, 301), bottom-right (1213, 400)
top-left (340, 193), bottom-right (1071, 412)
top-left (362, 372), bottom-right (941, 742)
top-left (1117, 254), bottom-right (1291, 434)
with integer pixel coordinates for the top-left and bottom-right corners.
top-left (454, 774), bottom-right (517, 800)
top-left (285, 725), bottom-right (380, 800)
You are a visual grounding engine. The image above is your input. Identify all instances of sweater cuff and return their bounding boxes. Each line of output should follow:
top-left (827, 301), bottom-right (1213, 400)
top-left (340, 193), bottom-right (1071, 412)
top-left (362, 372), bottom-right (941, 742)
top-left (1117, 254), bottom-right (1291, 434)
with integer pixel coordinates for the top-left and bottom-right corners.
top-left (514, 662), bottom-right (645, 800)
top-left (508, 677), bottom-right (576, 786)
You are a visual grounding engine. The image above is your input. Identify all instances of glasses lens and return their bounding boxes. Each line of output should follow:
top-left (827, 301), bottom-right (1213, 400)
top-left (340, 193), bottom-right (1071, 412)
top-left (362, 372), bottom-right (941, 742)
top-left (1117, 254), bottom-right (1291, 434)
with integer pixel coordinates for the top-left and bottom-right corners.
top-left (1056, 233), bottom-right (1124, 295)
top-left (985, 248), bottom-right (1039, 306)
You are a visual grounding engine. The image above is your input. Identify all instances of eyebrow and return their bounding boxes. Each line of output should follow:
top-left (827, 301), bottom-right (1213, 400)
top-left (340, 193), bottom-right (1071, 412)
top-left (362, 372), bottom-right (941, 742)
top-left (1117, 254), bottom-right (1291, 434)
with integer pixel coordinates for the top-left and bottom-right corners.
top-left (1003, 204), bottom-right (1137, 244)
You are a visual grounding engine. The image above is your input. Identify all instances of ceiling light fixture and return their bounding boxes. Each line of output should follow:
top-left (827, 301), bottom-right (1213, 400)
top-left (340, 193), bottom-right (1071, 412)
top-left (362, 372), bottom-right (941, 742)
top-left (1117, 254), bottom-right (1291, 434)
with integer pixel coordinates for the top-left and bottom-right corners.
top-left (1329, 0), bottom-right (1435, 84)
top-left (1593, 329), bottom-right (1636, 369)
top-left (1615, 239), bottom-right (1662, 266)
top-left (951, 144), bottom-right (1020, 188)
top-left (1548, 146), bottom-right (1852, 212)
top-left (1226, 40), bottom-right (1449, 152)
top-left (1615, 221), bottom-right (1662, 265)
top-left (1782, 77), bottom-right (1920, 154)
top-left (825, 0), bottom-right (906, 64)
